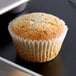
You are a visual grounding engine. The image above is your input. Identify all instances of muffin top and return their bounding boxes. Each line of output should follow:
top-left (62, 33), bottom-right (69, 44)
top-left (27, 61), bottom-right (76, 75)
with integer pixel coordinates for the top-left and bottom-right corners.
top-left (11, 12), bottom-right (66, 40)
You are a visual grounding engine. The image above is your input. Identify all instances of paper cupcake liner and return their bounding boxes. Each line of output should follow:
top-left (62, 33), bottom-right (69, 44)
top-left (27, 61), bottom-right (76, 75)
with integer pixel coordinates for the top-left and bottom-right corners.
top-left (8, 20), bottom-right (68, 62)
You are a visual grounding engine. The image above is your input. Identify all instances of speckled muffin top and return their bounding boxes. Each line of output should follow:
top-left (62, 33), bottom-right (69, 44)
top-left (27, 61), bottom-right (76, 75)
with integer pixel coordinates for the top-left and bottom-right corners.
top-left (11, 12), bottom-right (66, 40)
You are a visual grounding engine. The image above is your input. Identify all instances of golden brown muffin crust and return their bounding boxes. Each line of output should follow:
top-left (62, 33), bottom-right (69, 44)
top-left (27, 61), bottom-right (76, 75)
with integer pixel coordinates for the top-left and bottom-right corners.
top-left (11, 12), bottom-right (66, 40)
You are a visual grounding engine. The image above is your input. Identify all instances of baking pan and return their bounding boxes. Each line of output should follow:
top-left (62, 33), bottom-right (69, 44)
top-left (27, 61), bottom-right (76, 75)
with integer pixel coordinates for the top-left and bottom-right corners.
top-left (0, 0), bottom-right (29, 15)
top-left (0, 57), bottom-right (41, 76)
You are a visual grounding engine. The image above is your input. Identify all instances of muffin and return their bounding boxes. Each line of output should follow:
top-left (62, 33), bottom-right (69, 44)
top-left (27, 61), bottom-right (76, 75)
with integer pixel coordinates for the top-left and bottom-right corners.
top-left (8, 12), bottom-right (68, 62)
top-left (10, 69), bottom-right (31, 76)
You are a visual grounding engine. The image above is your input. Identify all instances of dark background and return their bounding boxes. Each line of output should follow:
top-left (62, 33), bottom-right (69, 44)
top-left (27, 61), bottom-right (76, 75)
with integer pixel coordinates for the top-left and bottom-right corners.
top-left (0, 0), bottom-right (76, 76)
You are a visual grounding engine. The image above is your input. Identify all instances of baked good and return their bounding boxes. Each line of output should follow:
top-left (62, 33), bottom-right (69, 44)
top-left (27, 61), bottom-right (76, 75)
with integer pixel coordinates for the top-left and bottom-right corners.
top-left (10, 69), bottom-right (31, 76)
top-left (8, 12), bottom-right (68, 62)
